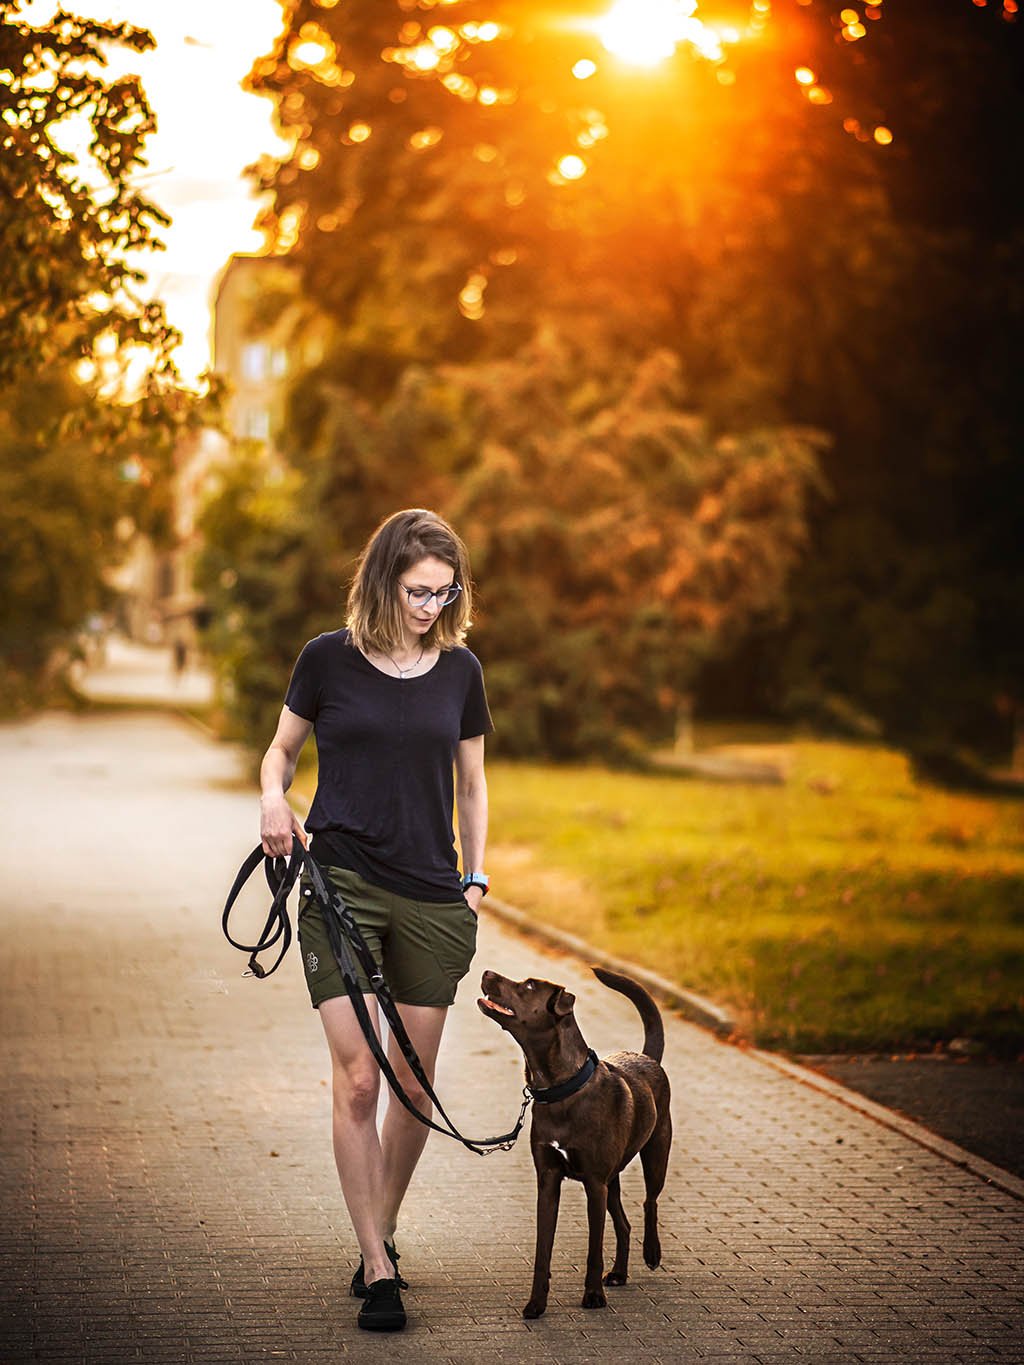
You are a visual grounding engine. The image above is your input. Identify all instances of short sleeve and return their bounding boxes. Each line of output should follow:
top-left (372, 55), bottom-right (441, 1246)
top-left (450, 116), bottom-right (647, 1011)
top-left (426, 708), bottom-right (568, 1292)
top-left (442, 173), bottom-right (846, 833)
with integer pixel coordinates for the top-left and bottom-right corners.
top-left (459, 650), bottom-right (494, 740)
top-left (284, 639), bottom-right (321, 721)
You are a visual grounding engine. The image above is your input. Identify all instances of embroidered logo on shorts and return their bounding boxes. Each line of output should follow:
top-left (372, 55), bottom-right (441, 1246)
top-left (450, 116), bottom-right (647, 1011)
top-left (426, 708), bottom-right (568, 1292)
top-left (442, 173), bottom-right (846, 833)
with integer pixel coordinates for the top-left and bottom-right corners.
top-left (306, 951), bottom-right (319, 973)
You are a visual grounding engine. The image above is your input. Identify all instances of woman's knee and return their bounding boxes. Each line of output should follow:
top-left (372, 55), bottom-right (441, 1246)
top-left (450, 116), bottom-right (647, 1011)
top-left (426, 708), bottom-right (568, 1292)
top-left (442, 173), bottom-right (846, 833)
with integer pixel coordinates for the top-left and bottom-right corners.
top-left (332, 1062), bottom-right (380, 1121)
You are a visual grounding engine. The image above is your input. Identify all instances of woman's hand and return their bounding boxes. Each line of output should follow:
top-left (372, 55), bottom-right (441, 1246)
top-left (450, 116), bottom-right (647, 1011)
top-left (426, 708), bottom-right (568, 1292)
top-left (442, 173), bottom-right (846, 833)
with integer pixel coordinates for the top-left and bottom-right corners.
top-left (260, 793), bottom-right (307, 858)
top-left (464, 883), bottom-right (485, 915)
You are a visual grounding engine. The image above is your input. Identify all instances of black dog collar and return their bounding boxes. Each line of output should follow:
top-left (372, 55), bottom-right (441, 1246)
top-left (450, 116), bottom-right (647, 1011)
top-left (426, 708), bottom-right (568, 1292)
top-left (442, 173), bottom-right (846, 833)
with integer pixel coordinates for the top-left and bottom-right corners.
top-left (528, 1049), bottom-right (600, 1104)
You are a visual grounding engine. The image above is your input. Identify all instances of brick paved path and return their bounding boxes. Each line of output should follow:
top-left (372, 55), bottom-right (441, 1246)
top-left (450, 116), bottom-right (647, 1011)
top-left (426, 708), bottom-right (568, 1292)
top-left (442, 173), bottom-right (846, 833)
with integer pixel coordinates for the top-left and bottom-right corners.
top-left (1, 712), bottom-right (1022, 1364)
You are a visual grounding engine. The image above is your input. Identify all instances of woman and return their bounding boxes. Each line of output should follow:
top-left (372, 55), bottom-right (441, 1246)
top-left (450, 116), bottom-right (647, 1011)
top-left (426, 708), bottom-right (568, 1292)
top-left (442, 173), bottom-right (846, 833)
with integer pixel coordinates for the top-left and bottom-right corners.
top-left (259, 508), bottom-right (492, 1333)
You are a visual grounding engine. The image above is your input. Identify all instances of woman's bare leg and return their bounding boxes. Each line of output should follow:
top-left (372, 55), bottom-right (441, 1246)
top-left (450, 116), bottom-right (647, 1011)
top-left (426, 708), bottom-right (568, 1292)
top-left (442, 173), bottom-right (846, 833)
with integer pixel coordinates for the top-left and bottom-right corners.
top-left (318, 994), bottom-right (393, 1286)
top-left (379, 1004), bottom-right (449, 1242)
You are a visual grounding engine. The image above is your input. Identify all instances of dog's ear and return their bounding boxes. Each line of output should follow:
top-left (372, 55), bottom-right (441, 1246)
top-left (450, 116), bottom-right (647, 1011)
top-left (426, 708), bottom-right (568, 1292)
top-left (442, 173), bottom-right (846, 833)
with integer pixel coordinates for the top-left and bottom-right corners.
top-left (549, 987), bottom-right (576, 1017)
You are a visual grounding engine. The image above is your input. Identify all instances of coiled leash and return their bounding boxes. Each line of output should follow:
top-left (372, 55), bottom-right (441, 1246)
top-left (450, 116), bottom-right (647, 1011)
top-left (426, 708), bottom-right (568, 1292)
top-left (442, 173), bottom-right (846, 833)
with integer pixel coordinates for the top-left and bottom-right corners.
top-left (221, 839), bottom-right (530, 1156)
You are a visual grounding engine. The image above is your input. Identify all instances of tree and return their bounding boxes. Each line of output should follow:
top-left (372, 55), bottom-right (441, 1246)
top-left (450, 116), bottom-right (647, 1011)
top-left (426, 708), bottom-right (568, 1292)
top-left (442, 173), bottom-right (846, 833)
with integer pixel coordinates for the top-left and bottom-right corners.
top-left (0, 4), bottom-right (205, 692)
top-left (0, 2), bottom-right (177, 383)
top-left (445, 333), bottom-right (823, 756)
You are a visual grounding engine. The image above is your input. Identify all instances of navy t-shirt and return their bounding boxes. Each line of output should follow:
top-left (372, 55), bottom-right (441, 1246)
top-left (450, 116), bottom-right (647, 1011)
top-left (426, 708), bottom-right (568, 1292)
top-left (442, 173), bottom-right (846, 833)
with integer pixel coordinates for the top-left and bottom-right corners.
top-left (284, 629), bottom-right (493, 902)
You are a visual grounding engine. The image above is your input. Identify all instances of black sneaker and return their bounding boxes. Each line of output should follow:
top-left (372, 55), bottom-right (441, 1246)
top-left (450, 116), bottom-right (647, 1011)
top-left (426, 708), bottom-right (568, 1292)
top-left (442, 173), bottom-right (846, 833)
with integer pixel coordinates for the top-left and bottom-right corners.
top-left (357, 1276), bottom-right (407, 1332)
top-left (350, 1241), bottom-right (407, 1298)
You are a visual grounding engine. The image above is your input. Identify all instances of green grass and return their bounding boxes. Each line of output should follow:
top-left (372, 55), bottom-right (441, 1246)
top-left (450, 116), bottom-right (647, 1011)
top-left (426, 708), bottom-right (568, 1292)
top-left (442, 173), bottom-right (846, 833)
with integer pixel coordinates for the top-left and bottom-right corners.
top-left (480, 740), bottom-right (1024, 1055)
top-left (293, 735), bottom-right (1024, 1054)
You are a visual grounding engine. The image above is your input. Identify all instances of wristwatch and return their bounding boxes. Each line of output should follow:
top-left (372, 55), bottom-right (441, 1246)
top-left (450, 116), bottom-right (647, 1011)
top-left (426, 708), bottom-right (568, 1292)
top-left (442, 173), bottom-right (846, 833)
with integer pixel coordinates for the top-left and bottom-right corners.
top-left (462, 872), bottom-right (490, 897)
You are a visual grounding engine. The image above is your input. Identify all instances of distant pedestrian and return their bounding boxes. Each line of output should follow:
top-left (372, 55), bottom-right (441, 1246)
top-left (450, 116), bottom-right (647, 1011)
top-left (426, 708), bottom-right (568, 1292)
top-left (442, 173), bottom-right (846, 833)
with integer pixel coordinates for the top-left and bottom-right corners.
top-left (172, 638), bottom-right (187, 677)
top-left (258, 508), bottom-right (492, 1333)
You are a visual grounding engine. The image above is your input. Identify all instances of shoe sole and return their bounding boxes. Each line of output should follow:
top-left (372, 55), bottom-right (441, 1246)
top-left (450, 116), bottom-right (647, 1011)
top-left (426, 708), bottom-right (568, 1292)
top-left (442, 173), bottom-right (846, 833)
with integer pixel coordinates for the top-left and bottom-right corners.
top-left (357, 1312), bottom-right (407, 1331)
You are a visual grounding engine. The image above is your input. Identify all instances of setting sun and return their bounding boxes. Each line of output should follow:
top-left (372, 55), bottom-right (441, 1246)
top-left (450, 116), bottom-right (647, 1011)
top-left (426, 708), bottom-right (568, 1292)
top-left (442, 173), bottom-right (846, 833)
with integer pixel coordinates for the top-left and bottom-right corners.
top-left (592, 0), bottom-right (722, 67)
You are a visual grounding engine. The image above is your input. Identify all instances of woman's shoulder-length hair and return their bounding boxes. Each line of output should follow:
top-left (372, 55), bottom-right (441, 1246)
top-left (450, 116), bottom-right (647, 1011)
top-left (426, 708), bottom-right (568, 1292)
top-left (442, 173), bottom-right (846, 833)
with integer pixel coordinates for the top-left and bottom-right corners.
top-left (346, 508), bottom-right (474, 655)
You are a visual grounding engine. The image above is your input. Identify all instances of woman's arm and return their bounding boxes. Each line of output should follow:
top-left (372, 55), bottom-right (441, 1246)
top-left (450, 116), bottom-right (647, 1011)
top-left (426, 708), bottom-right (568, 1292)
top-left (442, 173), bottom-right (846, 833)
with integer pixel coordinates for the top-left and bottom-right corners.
top-left (260, 705), bottom-right (313, 856)
top-left (455, 734), bottom-right (488, 911)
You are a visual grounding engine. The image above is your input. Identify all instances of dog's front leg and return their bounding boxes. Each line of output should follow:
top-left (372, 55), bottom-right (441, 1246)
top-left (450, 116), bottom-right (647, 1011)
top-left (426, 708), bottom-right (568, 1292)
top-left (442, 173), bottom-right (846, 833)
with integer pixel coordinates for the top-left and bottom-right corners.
top-left (523, 1166), bottom-right (562, 1319)
top-left (580, 1175), bottom-right (609, 1309)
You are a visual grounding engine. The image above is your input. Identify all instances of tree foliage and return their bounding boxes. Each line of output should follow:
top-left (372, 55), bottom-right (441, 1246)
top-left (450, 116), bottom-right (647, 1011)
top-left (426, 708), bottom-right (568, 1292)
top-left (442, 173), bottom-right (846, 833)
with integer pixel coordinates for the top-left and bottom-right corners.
top-left (213, 0), bottom-right (1024, 761)
top-left (0, 2), bottom-right (176, 383)
top-left (445, 336), bottom-right (823, 756)
top-left (0, 3), bottom-right (206, 690)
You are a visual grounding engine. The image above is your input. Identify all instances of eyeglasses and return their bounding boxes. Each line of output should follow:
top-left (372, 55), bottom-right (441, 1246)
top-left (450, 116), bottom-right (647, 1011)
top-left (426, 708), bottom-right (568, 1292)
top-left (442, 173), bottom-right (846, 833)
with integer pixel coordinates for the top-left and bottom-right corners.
top-left (399, 582), bottom-right (462, 609)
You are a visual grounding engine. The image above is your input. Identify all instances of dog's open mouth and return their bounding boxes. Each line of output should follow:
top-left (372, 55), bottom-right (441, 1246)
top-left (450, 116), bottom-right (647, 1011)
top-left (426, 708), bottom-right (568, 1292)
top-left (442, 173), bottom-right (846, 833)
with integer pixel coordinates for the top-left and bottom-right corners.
top-left (478, 995), bottom-right (516, 1017)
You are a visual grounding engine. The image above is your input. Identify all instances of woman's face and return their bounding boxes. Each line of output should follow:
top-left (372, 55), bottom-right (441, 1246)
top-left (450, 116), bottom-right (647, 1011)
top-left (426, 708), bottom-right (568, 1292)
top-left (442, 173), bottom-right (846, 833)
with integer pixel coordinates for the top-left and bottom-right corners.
top-left (397, 555), bottom-right (458, 640)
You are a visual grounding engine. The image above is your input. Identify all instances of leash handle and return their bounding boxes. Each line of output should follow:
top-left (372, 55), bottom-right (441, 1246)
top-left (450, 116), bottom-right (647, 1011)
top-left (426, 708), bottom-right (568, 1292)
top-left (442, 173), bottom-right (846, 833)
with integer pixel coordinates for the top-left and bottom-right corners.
top-left (221, 844), bottom-right (298, 978)
top-left (221, 840), bottom-right (531, 1154)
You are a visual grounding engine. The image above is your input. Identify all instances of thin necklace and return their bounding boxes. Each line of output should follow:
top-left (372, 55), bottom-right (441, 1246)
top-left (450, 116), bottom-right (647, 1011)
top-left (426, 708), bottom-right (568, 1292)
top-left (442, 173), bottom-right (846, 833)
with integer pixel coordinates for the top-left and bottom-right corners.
top-left (384, 644), bottom-right (424, 679)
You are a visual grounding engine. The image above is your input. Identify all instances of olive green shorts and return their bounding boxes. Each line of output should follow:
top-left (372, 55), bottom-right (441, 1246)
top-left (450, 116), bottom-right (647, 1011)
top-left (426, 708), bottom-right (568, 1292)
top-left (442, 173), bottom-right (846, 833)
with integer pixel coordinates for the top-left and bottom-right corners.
top-left (296, 864), bottom-right (478, 1009)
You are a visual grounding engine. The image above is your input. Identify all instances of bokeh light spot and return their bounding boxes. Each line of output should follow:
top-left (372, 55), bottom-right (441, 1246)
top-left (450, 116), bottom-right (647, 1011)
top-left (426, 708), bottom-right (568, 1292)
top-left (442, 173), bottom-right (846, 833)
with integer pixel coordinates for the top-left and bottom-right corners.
top-left (557, 154), bottom-right (588, 180)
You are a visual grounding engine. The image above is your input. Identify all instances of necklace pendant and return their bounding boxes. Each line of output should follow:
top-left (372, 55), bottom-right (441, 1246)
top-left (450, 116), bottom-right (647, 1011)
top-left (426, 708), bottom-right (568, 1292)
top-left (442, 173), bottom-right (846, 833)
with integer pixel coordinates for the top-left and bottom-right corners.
top-left (388, 644), bottom-right (424, 678)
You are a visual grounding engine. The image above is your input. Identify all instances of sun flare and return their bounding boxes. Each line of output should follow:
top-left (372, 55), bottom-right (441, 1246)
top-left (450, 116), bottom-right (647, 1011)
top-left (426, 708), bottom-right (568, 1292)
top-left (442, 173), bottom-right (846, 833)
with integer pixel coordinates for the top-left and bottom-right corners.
top-left (593, 0), bottom-right (721, 67)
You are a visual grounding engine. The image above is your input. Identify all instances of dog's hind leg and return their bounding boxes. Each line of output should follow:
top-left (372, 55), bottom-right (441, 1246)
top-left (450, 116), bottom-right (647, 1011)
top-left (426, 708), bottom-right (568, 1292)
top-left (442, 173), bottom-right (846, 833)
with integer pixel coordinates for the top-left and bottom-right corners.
top-left (523, 1167), bottom-right (562, 1319)
top-left (580, 1176), bottom-right (610, 1309)
top-left (640, 1112), bottom-right (671, 1269)
top-left (603, 1174), bottom-right (631, 1287)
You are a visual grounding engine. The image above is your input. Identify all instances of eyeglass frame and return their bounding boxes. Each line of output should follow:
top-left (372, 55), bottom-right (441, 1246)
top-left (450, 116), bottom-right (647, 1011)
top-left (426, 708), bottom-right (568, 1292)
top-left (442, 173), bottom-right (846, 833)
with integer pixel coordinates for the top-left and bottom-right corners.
top-left (398, 581), bottom-right (463, 609)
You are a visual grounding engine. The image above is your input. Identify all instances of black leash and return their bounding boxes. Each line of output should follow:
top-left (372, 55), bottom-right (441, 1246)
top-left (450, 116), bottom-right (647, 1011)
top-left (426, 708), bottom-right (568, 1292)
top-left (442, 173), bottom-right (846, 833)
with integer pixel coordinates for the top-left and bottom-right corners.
top-left (221, 839), bottom-right (531, 1156)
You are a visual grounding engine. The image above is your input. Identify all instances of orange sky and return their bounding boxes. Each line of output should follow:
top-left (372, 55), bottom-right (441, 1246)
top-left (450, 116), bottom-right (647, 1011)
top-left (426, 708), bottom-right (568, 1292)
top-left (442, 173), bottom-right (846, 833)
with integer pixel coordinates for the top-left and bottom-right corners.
top-left (26, 0), bottom-right (288, 384)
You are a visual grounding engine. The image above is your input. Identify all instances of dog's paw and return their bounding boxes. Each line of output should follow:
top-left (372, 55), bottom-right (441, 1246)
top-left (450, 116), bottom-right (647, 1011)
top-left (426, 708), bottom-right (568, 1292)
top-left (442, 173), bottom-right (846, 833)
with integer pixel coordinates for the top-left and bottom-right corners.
top-left (522, 1300), bottom-right (546, 1319)
top-left (581, 1289), bottom-right (608, 1309)
top-left (603, 1270), bottom-right (628, 1286)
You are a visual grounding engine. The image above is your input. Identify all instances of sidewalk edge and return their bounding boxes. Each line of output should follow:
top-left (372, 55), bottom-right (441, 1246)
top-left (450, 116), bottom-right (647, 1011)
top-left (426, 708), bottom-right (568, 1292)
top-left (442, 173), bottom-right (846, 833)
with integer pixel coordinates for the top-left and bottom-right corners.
top-left (749, 1048), bottom-right (1024, 1202)
top-left (485, 896), bottom-right (1024, 1203)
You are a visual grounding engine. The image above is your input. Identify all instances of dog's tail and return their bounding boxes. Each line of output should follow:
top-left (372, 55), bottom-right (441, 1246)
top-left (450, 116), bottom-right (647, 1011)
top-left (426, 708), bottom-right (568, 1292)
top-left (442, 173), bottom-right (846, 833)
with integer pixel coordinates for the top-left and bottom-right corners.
top-left (592, 967), bottom-right (664, 1062)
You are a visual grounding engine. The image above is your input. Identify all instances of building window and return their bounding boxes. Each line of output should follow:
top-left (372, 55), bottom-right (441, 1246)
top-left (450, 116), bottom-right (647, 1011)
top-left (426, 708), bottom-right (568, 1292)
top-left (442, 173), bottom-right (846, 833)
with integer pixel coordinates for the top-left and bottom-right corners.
top-left (270, 347), bottom-right (288, 378)
top-left (241, 342), bottom-right (269, 381)
top-left (242, 408), bottom-right (270, 441)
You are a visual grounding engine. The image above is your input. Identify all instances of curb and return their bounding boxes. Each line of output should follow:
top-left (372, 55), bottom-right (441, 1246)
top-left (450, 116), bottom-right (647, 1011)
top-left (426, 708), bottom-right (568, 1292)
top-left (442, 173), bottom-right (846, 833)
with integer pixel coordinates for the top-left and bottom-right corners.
top-left (167, 705), bottom-right (221, 743)
top-left (485, 896), bottom-right (1024, 1204)
top-left (750, 1048), bottom-right (1024, 1203)
top-left (485, 894), bottom-right (735, 1037)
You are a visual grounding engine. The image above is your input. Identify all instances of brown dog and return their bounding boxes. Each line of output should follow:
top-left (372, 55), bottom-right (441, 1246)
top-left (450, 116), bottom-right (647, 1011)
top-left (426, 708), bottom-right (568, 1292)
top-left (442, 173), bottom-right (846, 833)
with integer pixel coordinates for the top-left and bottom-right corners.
top-left (478, 966), bottom-right (672, 1318)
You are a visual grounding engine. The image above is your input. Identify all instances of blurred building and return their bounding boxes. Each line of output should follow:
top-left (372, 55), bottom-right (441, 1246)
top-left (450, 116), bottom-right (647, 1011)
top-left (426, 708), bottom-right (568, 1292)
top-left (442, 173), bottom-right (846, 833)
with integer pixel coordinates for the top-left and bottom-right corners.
top-left (113, 252), bottom-right (319, 649)
top-left (160, 425), bottom-right (230, 647)
top-left (212, 252), bottom-right (327, 451)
